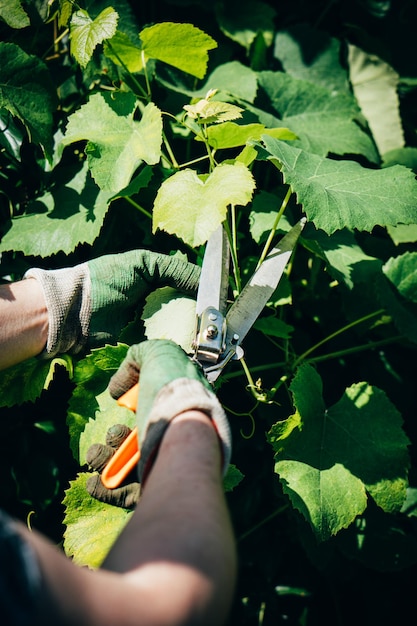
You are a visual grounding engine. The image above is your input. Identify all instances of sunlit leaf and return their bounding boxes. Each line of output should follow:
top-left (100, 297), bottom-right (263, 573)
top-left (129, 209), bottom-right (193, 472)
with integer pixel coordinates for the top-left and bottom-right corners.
top-left (0, 163), bottom-right (113, 256)
top-left (63, 473), bottom-right (133, 568)
top-left (142, 287), bottom-right (196, 353)
top-left (269, 364), bottom-right (410, 541)
top-left (0, 0), bottom-right (29, 28)
top-left (70, 7), bottom-right (118, 67)
top-left (261, 137), bottom-right (417, 234)
top-left (140, 22), bottom-right (217, 79)
top-left (0, 356), bottom-right (73, 407)
top-left (256, 71), bottom-right (378, 161)
top-left (153, 162), bottom-right (255, 247)
top-left (63, 94), bottom-right (162, 192)
top-left (349, 44), bottom-right (404, 156)
top-left (383, 252), bottom-right (417, 304)
top-left (205, 122), bottom-right (296, 150)
top-left (104, 30), bottom-right (143, 72)
top-left (67, 345), bottom-right (129, 460)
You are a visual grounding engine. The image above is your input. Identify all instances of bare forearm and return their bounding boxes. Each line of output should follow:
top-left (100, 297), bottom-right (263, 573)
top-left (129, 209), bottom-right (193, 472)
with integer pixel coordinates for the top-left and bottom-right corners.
top-left (0, 279), bottom-right (48, 369)
top-left (104, 410), bottom-right (237, 625)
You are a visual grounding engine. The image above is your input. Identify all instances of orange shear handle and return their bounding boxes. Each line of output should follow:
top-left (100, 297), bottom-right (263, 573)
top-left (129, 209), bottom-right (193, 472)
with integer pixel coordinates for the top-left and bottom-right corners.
top-left (100, 383), bottom-right (140, 489)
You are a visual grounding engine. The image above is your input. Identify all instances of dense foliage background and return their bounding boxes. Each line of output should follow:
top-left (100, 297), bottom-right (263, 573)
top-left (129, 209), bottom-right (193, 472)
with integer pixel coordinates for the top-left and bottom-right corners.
top-left (2, 1), bottom-right (417, 623)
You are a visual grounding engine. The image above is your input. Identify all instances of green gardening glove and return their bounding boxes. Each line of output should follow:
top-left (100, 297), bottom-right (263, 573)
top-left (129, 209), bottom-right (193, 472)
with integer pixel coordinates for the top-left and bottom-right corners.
top-left (108, 339), bottom-right (232, 484)
top-left (25, 250), bottom-right (200, 357)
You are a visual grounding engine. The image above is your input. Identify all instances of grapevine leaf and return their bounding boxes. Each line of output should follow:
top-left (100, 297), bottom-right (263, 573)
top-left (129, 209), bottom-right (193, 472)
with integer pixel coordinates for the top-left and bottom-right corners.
top-left (253, 316), bottom-right (294, 339)
top-left (205, 122), bottom-right (297, 150)
top-left (256, 71), bottom-right (378, 161)
top-left (374, 273), bottom-right (417, 344)
top-left (196, 61), bottom-right (258, 103)
top-left (248, 189), bottom-right (292, 243)
top-left (70, 7), bottom-right (119, 68)
top-left (0, 356), bottom-right (73, 407)
top-left (269, 364), bottom-right (410, 541)
top-left (348, 45), bottom-right (404, 156)
top-left (184, 99), bottom-right (244, 124)
top-left (383, 252), bottom-right (417, 303)
top-left (310, 228), bottom-right (382, 289)
top-left (63, 94), bottom-right (162, 192)
top-left (104, 30), bottom-right (143, 72)
top-left (142, 287), bottom-right (196, 354)
top-left (383, 147), bottom-right (417, 172)
top-left (63, 473), bottom-right (133, 568)
top-left (274, 24), bottom-right (349, 93)
top-left (0, 42), bottom-right (56, 157)
top-left (153, 162), bottom-right (255, 247)
top-left (140, 22), bottom-right (217, 79)
top-left (0, 0), bottom-right (29, 28)
top-left (261, 137), bottom-right (417, 235)
top-left (0, 163), bottom-right (113, 256)
top-left (67, 345), bottom-right (129, 460)
top-left (223, 464), bottom-right (244, 492)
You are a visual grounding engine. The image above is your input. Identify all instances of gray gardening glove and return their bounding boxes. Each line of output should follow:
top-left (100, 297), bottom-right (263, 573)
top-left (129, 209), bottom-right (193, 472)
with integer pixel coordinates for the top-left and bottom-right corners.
top-left (108, 339), bottom-right (232, 484)
top-left (25, 250), bottom-right (200, 357)
top-left (86, 423), bottom-right (140, 509)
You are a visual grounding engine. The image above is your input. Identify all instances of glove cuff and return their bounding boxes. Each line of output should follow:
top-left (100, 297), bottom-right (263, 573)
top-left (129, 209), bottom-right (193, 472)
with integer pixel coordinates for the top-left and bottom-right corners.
top-left (138, 378), bottom-right (231, 483)
top-left (24, 265), bottom-right (91, 357)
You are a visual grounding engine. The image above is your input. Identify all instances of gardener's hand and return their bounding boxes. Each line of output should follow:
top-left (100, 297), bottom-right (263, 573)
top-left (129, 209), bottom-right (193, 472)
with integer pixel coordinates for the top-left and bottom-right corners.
top-left (108, 339), bottom-right (232, 484)
top-left (86, 424), bottom-right (140, 509)
top-left (25, 250), bottom-right (200, 357)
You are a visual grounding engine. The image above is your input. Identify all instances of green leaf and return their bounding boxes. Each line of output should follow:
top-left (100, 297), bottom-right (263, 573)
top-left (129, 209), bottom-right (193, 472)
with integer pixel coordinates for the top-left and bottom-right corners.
top-left (254, 316), bottom-right (294, 339)
top-left (223, 464), bottom-right (244, 492)
top-left (104, 30), bottom-right (143, 72)
top-left (140, 22), bottom-right (217, 79)
top-left (387, 223), bottom-right (417, 245)
top-left (205, 122), bottom-right (296, 150)
top-left (184, 97), bottom-right (244, 124)
top-left (63, 473), bottom-right (133, 568)
top-left (256, 71), bottom-right (378, 161)
top-left (375, 273), bottom-right (417, 344)
top-left (261, 137), bottom-right (417, 235)
top-left (153, 162), bottom-right (256, 247)
top-left (274, 24), bottom-right (349, 93)
top-left (70, 7), bottom-right (119, 68)
top-left (142, 287), bottom-right (196, 353)
top-left (63, 94), bottom-right (162, 193)
top-left (0, 163), bottom-right (113, 256)
top-left (0, 0), bottom-right (30, 28)
top-left (0, 42), bottom-right (56, 157)
top-left (383, 252), bottom-right (417, 303)
top-left (348, 45), bottom-right (404, 156)
top-left (248, 189), bottom-right (292, 244)
top-left (0, 356), bottom-right (73, 407)
top-left (67, 345), bottom-right (129, 460)
top-left (310, 228), bottom-right (382, 289)
top-left (196, 61), bottom-right (258, 103)
top-left (269, 364), bottom-right (410, 541)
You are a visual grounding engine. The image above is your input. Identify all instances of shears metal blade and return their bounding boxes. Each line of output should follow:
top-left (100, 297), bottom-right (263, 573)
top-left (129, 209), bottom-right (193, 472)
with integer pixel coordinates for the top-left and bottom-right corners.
top-left (101, 216), bottom-right (305, 489)
top-left (192, 216), bottom-right (306, 383)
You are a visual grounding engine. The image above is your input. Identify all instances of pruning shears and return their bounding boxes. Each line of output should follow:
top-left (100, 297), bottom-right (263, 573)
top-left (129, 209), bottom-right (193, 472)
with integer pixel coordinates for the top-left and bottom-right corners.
top-left (101, 217), bottom-right (306, 489)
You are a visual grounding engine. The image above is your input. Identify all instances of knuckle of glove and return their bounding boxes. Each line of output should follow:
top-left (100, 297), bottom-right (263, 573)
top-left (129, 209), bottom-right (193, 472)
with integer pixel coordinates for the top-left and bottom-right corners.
top-left (85, 424), bottom-right (140, 510)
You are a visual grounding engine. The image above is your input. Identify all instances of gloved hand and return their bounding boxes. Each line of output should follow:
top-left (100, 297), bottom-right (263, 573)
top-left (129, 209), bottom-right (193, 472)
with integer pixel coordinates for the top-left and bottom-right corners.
top-left (24, 250), bottom-right (200, 357)
top-left (86, 423), bottom-right (140, 509)
top-left (108, 339), bottom-right (232, 484)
